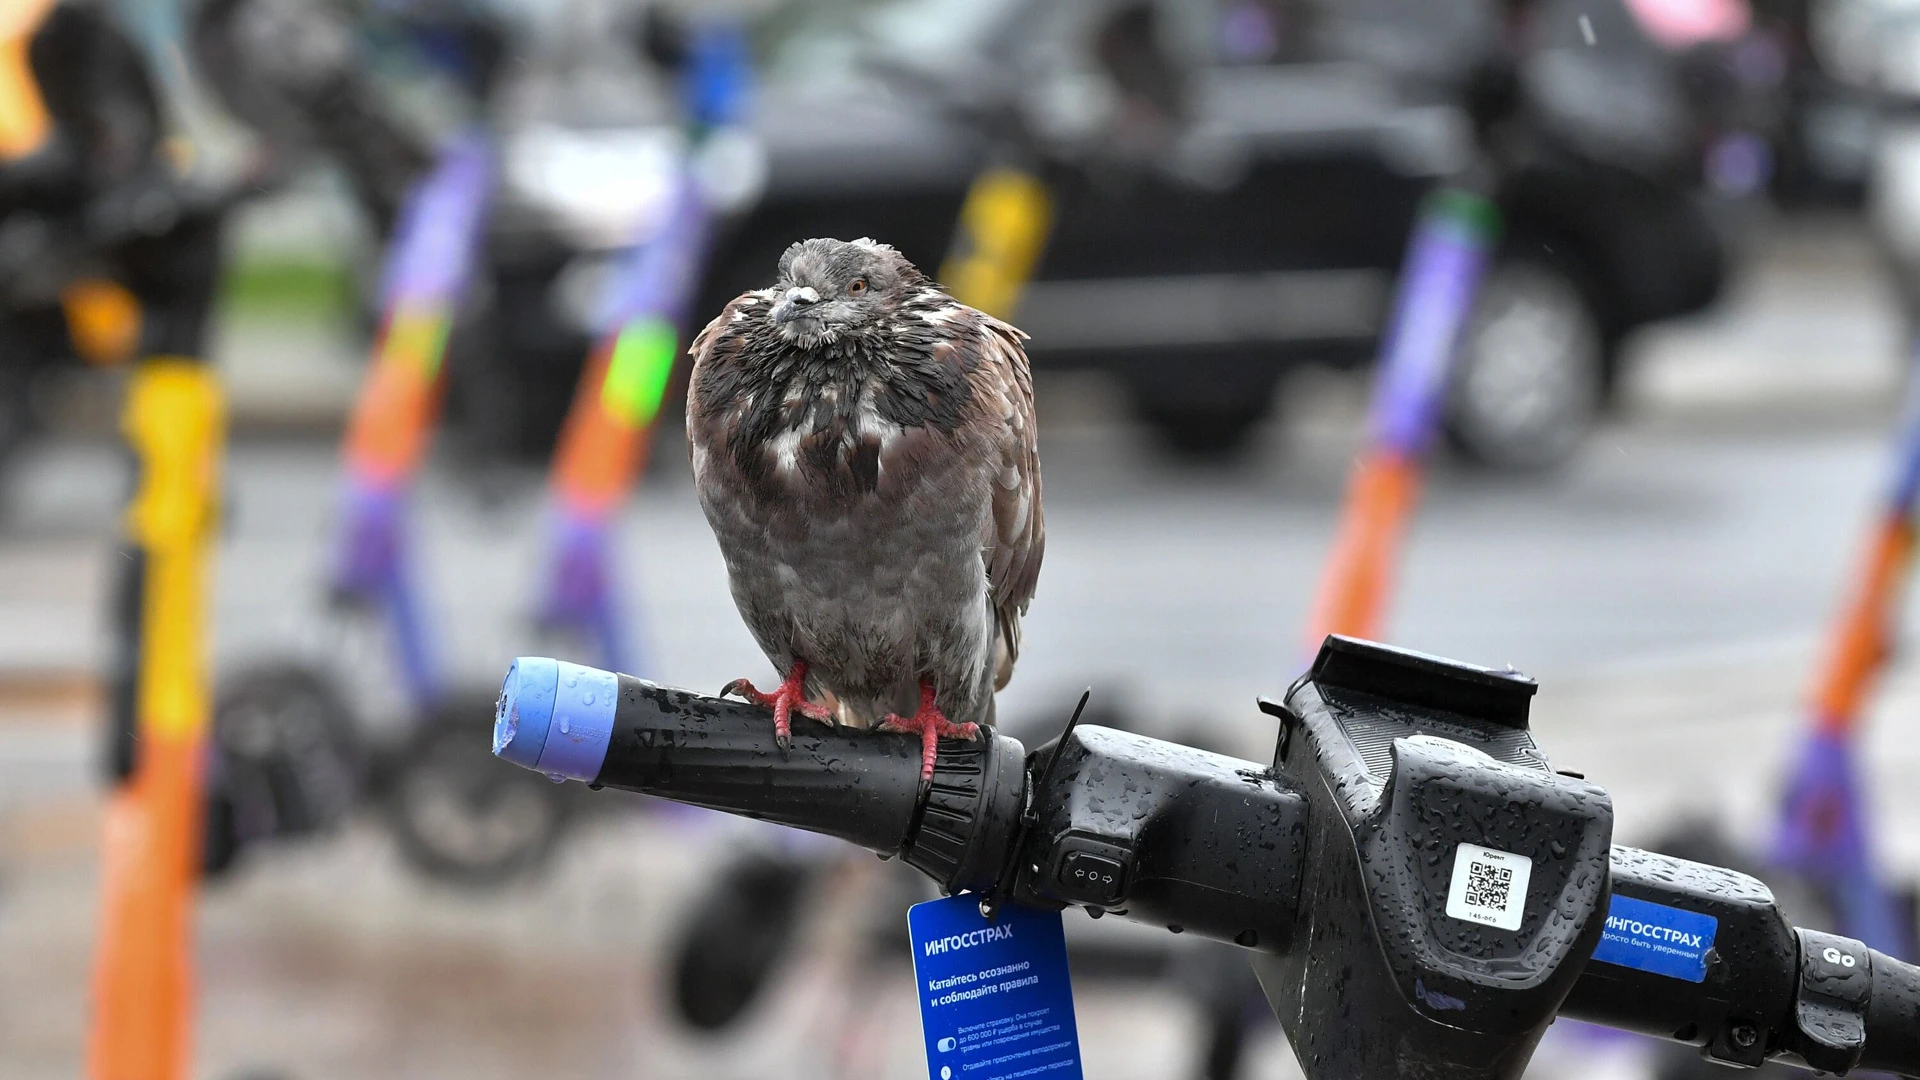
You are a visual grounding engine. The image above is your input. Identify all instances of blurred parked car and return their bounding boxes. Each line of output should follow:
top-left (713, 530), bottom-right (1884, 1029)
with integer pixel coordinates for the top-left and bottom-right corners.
top-left (446, 0), bottom-right (1776, 470)
top-left (1814, 0), bottom-right (1920, 336)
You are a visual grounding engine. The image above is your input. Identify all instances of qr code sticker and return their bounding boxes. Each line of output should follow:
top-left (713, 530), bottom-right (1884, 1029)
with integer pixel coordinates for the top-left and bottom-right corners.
top-left (1446, 843), bottom-right (1531, 931)
top-left (1464, 860), bottom-right (1513, 911)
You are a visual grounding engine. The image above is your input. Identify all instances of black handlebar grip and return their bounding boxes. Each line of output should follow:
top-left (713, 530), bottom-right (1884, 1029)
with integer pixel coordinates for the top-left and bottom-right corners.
top-left (1861, 949), bottom-right (1920, 1078)
top-left (494, 657), bottom-right (928, 854)
top-left (492, 657), bottom-right (1025, 879)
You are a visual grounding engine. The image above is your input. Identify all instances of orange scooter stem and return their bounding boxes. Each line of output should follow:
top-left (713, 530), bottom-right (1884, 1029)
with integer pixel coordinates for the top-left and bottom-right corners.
top-left (88, 361), bottom-right (225, 1080)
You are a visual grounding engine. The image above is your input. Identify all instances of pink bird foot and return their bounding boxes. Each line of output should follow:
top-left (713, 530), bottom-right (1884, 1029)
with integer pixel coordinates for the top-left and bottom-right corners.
top-left (879, 682), bottom-right (980, 788)
top-left (722, 660), bottom-right (831, 750)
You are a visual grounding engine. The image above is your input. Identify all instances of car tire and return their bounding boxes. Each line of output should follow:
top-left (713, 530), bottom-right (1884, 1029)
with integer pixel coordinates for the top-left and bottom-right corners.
top-left (1442, 255), bottom-right (1605, 472)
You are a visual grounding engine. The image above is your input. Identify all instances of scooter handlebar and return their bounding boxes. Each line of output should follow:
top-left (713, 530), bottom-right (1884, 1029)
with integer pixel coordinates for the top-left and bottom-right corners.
top-left (492, 653), bottom-right (1920, 1079)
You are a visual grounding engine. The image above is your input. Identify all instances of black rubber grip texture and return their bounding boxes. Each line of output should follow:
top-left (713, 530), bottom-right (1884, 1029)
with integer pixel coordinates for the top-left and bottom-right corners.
top-left (593, 676), bottom-right (928, 856)
top-left (1862, 949), bottom-right (1920, 1077)
top-left (904, 732), bottom-right (1025, 894)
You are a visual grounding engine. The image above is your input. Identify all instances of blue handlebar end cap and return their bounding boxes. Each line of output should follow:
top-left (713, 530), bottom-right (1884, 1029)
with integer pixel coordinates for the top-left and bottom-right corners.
top-left (495, 657), bottom-right (558, 769)
top-left (495, 656), bottom-right (619, 783)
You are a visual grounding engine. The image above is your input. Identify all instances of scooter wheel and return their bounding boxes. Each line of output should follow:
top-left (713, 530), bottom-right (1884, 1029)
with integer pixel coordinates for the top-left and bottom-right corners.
top-left (203, 663), bottom-right (365, 879)
top-left (669, 851), bottom-right (819, 1031)
top-left (383, 690), bottom-right (574, 887)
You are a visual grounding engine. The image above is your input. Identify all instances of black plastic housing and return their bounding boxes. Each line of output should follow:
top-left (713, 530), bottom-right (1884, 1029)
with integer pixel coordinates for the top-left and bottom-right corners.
top-left (1009, 726), bottom-right (1310, 949)
top-left (1253, 636), bottom-right (1615, 1080)
top-left (1559, 846), bottom-right (1800, 1066)
top-left (1562, 848), bottom-right (1920, 1076)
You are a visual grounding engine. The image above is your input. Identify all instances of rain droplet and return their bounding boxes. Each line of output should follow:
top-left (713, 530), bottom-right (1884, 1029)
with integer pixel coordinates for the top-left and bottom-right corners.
top-left (559, 717), bottom-right (570, 734)
top-left (583, 693), bottom-right (595, 706)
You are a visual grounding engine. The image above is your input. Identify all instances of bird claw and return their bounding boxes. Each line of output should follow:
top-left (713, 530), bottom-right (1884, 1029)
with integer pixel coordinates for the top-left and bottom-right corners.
top-left (879, 684), bottom-right (979, 787)
top-left (722, 663), bottom-right (828, 753)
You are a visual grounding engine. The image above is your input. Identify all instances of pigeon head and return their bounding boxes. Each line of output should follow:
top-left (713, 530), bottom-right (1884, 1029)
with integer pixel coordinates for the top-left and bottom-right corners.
top-left (769, 237), bottom-right (923, 347)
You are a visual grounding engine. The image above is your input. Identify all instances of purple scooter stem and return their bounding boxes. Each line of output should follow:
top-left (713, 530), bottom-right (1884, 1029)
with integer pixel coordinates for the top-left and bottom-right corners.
top-left (1366, 188), bottom-right (1498, 459)
top-left (535, 170), bottom-right (711, 672)
top-left (1776, 729), bottom-right (1912, 955)
top-left (331, 479), bottom-right (441, 707)
top-left (536, 509), bottom-right (644, 677)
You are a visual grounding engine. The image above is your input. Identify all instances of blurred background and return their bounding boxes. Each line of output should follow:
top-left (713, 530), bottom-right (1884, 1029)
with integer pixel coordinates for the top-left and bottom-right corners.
top-left (6, 0), bottom-right (1920, 1077)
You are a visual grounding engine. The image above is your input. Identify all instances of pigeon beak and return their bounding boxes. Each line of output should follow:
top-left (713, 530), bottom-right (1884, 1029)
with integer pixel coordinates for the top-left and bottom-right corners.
top-left (773, 286), bottom-right (821, 326)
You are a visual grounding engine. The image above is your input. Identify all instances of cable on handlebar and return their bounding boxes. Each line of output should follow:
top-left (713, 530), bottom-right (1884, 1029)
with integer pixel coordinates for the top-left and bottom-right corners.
top-left (978, 687), bottom-right (1090, 921)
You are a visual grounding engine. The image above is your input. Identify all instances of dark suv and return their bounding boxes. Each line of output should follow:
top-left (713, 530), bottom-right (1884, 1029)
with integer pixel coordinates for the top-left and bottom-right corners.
top-left (678, 0), bottom-right (1748, 466)
top-left (470, 0), bottom-right (1755, 469)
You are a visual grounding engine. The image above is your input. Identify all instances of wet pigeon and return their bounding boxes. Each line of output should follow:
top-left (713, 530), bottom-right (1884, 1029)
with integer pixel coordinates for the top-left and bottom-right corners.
top-left (686, 237), bottom-right (1044, 783)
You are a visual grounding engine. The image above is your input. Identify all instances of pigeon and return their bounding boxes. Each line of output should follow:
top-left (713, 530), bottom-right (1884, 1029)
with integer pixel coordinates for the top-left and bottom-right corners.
top-left (686, 237), bottom-right (1044, 784)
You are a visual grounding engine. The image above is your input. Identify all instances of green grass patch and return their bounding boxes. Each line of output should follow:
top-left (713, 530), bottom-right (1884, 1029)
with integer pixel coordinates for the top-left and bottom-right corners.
top-left (218, 258), bottom-right (358, 321)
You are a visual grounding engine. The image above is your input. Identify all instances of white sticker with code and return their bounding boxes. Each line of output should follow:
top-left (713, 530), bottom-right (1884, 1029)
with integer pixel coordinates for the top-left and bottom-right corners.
top-left (1445, 843), bottom-right (1532, 931)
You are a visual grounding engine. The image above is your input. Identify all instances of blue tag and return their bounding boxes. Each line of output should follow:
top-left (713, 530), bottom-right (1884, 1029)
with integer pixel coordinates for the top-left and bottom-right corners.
top-left (1591, 894), bottom-right (1719, 983)
top-left (907, 895), bottom-right (1084, 1080)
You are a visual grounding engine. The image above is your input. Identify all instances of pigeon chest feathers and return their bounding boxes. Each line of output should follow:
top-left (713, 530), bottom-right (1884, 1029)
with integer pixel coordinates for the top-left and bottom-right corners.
top-left (686, 248), bottom-right (1044, 728)
top-left (699, 295), bottom-right (980, 506)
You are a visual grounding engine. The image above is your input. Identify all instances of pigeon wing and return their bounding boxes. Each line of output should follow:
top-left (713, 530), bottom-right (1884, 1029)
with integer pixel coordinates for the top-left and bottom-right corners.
top-left (963, 314), bottom-right (1045, 687)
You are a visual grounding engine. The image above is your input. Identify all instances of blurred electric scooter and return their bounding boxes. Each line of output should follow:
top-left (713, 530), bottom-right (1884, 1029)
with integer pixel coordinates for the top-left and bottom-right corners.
top-left (0, 3), bottom-right (305, 1074)
top-left (185, 0), bottom-right (525, 882)
top-left (1579, 4), bottom-right (1920, 1075)
top-left (194, 0), bottom-right (572, 885)
top-left (191, 2), bottom-right (768, 885)
top-left (1165, 0), bottom-right (1789, 1073)
top-left (1620, 0), bottom-right (1920, 962)
top-left (1, 0), bottom-right (334, 885)
top-left (192, 0), bottom-right (610, 883)
top-left (374, 10), bottom-right (764, 885)
top-left (1644, 255), bottom-right (1920, 1080)
top-left (1794, 0), bottom-right (1920, 957)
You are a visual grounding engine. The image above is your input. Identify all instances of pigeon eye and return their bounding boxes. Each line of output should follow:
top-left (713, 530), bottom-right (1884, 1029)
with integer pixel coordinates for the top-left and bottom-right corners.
top-left (849, 279), bottom-right (868, 296)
